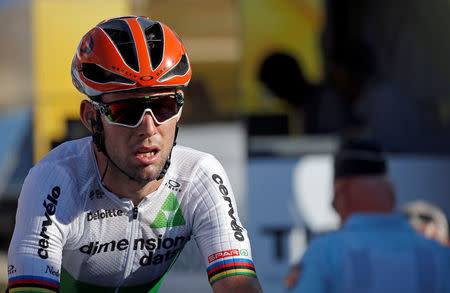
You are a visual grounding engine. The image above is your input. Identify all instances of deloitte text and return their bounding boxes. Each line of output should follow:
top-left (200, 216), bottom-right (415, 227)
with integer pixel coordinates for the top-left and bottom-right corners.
top-left (87, 209), bottom-right (125, 221)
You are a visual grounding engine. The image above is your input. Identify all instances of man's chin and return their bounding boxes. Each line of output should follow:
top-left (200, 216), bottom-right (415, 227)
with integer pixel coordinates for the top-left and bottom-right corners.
top-left (126, 157), bottom-right (167, 183)
top-left (128, 174), bottom-right (157, 185)
top-left (135, 166), bottom-right (164, 183)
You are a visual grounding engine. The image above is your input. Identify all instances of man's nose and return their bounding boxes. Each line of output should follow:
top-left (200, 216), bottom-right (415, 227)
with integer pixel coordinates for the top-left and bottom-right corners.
top-left (137, 111), bottom-right (157, 136)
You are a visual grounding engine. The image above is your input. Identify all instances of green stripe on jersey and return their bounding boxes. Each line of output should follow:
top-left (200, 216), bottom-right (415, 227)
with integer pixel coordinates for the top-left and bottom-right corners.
top-left (60, 248), bottom-right (183, 293)
top-left (60, 268), bottom-right (162, 293)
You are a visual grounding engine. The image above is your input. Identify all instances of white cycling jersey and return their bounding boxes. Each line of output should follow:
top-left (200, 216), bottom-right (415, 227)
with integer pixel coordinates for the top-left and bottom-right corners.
top-left (7, 137), bottom-right (256, 292)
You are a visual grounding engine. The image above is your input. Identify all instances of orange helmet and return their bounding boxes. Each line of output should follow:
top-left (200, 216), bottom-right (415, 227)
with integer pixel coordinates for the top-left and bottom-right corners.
top-left (71, 16), bottom-right (191, 97)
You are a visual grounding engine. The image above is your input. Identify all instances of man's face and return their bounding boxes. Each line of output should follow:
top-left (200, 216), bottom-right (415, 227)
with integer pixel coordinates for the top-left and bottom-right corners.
top-left (99, 88), bottom-right (181, 183)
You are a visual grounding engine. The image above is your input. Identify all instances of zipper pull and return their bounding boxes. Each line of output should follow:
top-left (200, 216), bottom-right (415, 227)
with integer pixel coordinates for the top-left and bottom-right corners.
top-left (132, 206), bottom-right (138, 220)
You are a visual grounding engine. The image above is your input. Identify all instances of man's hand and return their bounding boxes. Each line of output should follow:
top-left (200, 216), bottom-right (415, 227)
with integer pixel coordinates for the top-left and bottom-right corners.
top-left (284, 264), bottom-right (302, 290)
top-left (212, 275), bottom-right (263, 293)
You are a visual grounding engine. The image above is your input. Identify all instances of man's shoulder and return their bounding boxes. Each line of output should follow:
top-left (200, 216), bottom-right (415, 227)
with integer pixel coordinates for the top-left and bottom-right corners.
top-left (308, 230), bottom-right (341, 248)
top-left (26, 137), bottom-right (96, 195)
top-left (171, 145), bottom-right (217, 172)
top-left (172, 144), bottom-right (213, 159)
top-left (38, 137), bottom-right (91, 162)
top-left (169, 145), bottom-right (230, 193)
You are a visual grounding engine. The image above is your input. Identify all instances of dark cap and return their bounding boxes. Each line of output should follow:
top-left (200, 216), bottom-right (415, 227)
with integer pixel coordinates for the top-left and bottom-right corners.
top-left (334, 139), bottom-right (387, 180)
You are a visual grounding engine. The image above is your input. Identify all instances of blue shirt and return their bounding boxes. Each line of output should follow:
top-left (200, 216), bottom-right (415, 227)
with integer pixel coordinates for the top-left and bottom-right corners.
top-left (291, 213), bottom-right (450, 293)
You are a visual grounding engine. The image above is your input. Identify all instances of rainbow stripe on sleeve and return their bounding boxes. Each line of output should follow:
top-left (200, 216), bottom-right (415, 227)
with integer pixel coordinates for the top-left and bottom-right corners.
top-left (206, 258), bottom-right (257, 286)
top-left (8, 275), bottom-right (60, 293)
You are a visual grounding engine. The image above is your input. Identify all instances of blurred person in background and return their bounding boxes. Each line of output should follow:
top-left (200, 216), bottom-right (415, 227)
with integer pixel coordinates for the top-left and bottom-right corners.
top-left (316, 37), bottom-right (450, 154)
top-left (402, 200), bottom-right (449, 246)
top-left (7, 16), bottom-right (262, 293)
top-left (259, 35), bottom-right (449, 154)
top-left (286, 139), bottom-right (449, 292)
top-left (258, 52), bottom-right (322, 134)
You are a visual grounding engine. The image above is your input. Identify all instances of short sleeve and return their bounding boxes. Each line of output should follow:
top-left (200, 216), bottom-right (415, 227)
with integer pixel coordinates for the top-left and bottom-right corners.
top-left (188, 155), bottom-right (257, 286)
top-left (7, 164), bottom-right (75, 292)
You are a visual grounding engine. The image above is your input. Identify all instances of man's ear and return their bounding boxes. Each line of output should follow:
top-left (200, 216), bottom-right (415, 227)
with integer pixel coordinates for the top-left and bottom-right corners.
top-left (333, 179), bottom-right (349, 215)
top-left (80, 100), bottom-right (97, 132)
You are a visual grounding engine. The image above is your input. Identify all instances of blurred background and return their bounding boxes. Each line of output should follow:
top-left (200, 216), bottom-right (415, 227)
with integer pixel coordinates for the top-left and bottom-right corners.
top-left (0, 0), bottom-right (449, 292)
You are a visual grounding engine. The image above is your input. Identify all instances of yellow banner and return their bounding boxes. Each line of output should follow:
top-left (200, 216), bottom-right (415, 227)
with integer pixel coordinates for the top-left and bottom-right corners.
top-left (32, 0), bottom-right (130, 162)
top-left (237, 0), bottom-right (324, 114)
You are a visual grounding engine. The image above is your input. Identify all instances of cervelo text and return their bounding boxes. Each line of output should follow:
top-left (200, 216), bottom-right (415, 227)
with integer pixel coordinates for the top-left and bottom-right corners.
top-left (212, 174), bottom-right (245, 241)
top-left (38, 186), bottom-right (61, 259)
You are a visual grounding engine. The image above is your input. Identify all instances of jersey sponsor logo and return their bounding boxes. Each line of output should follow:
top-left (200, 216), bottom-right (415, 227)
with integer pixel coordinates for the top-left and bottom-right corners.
top-left (208, 249), bottom-right (240, 263)
top-left (139, 249), bottom-right (181, 267)
top-left (165, 179), bottom-right (182, 192)
top-left (87, 209), bottom-right (125, 221)
top-left (212, 174), bottom-right (245, 241)
top-left (45, 265), bottom-right (60, 278)
top-left (78, 235), bottom-right (187, 267)
top-left (150, 193), bottom-right (186, 228)
top-left (38, 186), bottom-right (61, 259)
top-left (8, 265), bottom-right (16, 275)
top-left (79, 235), bottom-right (186, 256)
top-left (88, 188), bottom-right (104, 200)
top-left (208, 249), bottom-right (249, 263)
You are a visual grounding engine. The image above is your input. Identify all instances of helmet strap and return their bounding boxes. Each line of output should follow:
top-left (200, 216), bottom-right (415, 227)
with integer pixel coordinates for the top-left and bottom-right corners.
top-left (156, 124), bottom-right (179, 180)
top-left (91, 110), bottom-right (138, 183)
top-left (92, 110), bottom-right (106, 153)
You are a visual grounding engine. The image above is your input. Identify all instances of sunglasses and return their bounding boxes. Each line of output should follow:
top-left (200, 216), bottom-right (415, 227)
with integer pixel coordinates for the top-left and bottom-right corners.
top-left (92, 91), bottom-right (184, 128)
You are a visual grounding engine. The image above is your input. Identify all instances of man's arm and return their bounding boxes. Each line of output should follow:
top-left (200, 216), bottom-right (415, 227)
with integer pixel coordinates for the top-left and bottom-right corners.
top-left (7, 166), bottom-right (67, 292)
top-left (284, 263), bottom-right (302, 290)
top-left (189, 155), bottom-right (262, 292)
top-left (212, 275), bottom-right (263, 293)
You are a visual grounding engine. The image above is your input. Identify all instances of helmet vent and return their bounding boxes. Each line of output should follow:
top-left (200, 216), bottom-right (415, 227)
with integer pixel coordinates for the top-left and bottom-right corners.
top-left (99, 20), bottom-right (139, 72)
top-left (138, 18), bottom-right (164, 70)
top-left (82, 63), bottom-right (135, 84)
top-left (158, 54), bottom-right (189, 82)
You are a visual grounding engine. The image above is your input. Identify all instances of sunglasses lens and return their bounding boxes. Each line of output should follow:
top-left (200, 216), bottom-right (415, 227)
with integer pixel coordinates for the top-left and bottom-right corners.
top-left (107, 102), bottom-right (142, 126)
top-left (150, 96), bottom-right (180, 123)
top-left (106, 96), bottom-right (181, 126)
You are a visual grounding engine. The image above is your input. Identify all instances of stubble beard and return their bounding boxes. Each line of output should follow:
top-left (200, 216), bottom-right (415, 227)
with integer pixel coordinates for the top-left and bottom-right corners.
top-left (106, 145), bottom-right (169, 185)
top-left (124, 154), bottom-right (166, 184)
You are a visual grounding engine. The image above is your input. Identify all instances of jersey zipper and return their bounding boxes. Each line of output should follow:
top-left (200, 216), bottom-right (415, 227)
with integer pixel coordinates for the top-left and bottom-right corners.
top-left (116, 205), bottom-right (139, 292)
top-left (132, 206), bottom-right (138, 219)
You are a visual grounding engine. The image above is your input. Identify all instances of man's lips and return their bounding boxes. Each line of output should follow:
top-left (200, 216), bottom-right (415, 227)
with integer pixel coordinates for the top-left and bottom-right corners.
top-left (136, 151), bottom-right (156, 158)
top-left (134, 147), bottom-right (159, 161)
top-left (134, 146), bottom-right (159, 158)
top-left (134, 146), bottom-right (159, 154)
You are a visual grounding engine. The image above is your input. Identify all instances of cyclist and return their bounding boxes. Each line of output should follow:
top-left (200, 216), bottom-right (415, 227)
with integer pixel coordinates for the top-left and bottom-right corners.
top-left (7, 16), bottom-right (262, 293)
